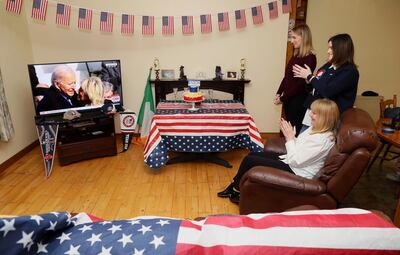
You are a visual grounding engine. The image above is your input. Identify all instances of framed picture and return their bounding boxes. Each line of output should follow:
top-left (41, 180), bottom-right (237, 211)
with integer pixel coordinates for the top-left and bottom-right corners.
top-left (226, 71), bottom-right (237, 80)
top-left (161, 69), bottom-right (175, 80)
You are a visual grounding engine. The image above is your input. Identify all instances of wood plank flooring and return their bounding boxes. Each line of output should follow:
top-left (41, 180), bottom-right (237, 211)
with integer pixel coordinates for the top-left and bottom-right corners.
top-left (0, 144), bottom-right (247, 220)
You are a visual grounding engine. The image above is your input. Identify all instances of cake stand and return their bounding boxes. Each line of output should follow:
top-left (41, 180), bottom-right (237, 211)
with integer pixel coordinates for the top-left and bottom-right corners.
top-left (183, 97), bottom-right (204, 111)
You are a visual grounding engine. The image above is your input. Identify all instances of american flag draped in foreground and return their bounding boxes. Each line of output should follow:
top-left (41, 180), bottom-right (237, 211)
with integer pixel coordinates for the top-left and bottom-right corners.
top-left (1, 209), bottom-right (400, 254)
top-left (144, 100), bottom-right (264, 168)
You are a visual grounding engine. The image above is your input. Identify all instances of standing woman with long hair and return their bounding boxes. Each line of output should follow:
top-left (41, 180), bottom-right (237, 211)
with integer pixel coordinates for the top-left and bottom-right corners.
top-left (293, 33), bottom-right (359, 130)
top-left (274, 24), bottom-right (316, 135)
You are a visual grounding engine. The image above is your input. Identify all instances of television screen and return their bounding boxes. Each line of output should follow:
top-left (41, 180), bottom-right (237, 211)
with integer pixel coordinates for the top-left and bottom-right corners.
top-left (28, 60), bottom-right (123, 116)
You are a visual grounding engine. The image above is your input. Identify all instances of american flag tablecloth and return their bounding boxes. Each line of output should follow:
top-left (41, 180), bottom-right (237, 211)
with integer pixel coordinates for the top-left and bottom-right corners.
top-left (1, 208), bottom-right (400, 255)
top-left (144, 100), bottom-right (264, 169)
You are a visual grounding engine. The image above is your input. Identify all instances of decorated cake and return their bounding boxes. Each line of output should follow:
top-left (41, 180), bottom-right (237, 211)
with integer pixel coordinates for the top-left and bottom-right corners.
top-left (183, 80), bottom-right (204, 102)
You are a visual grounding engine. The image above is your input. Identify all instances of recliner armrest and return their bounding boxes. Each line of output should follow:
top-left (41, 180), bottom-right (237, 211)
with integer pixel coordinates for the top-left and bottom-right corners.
top-left (241, 166), bottom-right (326, 195)
top-left (264, 137), bottom-right (286, 155)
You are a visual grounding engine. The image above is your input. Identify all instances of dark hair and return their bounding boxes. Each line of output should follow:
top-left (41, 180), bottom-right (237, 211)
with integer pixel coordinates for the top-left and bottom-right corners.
top-left (329, 33), bottom-right (356, 68)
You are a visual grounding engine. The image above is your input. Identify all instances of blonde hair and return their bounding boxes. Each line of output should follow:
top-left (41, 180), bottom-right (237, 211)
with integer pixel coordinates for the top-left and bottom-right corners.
top-left (310, 99), bottom-right (340, 136)
top-left (292, 24), bottom-right (314, 58)
top-left (80, 77), bottom-right (104, 106)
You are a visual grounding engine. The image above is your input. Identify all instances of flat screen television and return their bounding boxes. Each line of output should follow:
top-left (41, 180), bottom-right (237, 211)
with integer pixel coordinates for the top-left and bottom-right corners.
top-left (28, 60), bottom-right (123, 116)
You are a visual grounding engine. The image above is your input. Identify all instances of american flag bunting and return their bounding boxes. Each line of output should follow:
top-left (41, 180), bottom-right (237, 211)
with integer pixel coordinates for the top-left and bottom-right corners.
top-left (5, 0), bottom-right (23, 14)
top-left (200, 14), bottom-right (212, 34)
top-left (181, 16), bottom-right (194, 35)
top-left (251, 6), bottom-right (264, 25)
top-left (121, 14), bottom-right (134, 35)
top-left (162, 16), bottom-right (174, 36)
top-left (31, 0), bottom-right (47, 21)
top-left (282, 0), bottom-right (292, 14)
top-left (2, 209), bottom-right (400, 254)
top-left (100, 11), bottom-right (113, 33)
top-left (217, 12), bottom-right (229, 31)
top-left (55, 3), bottom-right (70, 27)
top-left (78, 8), bottom-right (92, 30)
top-left (235, 9), bottom-right (246, 29)
top-left (142, 16), bottom-right (154, 36)
top-left (268, 1), bottom-right (279, 19)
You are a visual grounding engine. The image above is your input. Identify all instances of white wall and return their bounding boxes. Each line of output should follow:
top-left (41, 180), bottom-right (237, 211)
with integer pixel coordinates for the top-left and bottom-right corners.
top-left (0, 6), bottom-right (36, 164)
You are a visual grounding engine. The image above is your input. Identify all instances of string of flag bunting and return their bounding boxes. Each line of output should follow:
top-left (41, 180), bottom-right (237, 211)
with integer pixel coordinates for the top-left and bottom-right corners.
top-left (5, 0), bottom-right (292, 35)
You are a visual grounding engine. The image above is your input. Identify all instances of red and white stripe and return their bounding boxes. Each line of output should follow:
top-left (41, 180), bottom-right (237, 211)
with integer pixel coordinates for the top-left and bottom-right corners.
top-left (268, 1), bottom-right (279, 20)
top-left (78, 9), bottom-right (92, 30)
top-left (5, 0), bottom-right (23, 14)
top-left (142, 16), bottom-right (154, 35)
top-left (55, 3), bottom-right (71, 27)
top-left (182, 16), bottom-right (194, 35)
top-left (162, 16), bottom-right (174, 36)
top-left (200, 14), bottom-right (212, 34)
top-left (176, 208), bottom-right (400, 254)
top-left (252, 5), bottom-right (264, 25)
top-left (235, 9), bottom-right (247, 29)
top-left (218, 12), bottom-right (230, 31)
top-left (100, 12), bottom-right (113, 33)
top-left (31, 0), bottom-right (47, 21)
top-left (121, 14), bottom-right (134, 35)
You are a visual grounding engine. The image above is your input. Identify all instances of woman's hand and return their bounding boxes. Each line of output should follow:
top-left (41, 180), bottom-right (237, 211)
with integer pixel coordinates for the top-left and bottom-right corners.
top-left (273, 94), bottom-right (282, 105)
top-left (293, 64), bottom-right (312, 79)
top-left (280, 118), bottom-right (296, 141)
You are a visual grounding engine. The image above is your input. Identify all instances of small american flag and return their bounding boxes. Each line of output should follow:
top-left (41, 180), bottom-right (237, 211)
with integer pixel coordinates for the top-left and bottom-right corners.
top-left (217, 12), bottom-right (229, 31)
top-left (5, 0), bottom-right (23, 14)
top-left (235, 9), bottom-right (246, 29)
top-left (268, 1), bottom-right (279, 19)
top-left (31, 0), bottom-right (47, 21)
top-left (100, 11), bottom-right (113, 33)
top-left (251, 6), bottom-right (264, 25)
top-left (55, 3), bottom-right (70, 27)
top-left (200, 14), bottom-right (212, 34)
top-left (282, 0), bottom-right (292, 14)
top-left (121, 14), bottom-right (134, 35)
top-left (78, 8), bottom-right (92, 30)
top-left (162, 16), bottom-right (174, 36)
top-left (181, 16), bottom-right (194, 35)
top-left (142, 16), bottom-right (154, 36)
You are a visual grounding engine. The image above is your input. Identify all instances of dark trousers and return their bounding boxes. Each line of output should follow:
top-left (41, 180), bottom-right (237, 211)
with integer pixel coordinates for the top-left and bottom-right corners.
top-left (232, 152), bottom-right (294, 190)
top-left (283, 92), bottom-right (308, 136)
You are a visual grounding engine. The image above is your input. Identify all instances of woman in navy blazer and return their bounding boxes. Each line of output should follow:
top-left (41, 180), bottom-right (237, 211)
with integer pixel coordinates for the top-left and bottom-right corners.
top-left (293, 33), bottom-right (359, 129)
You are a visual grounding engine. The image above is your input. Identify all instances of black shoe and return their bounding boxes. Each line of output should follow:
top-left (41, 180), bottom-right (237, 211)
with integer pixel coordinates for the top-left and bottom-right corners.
top-left (217, 183), bottom-right (234, 198)
top-left (229, 192), bottom-right (240, 204)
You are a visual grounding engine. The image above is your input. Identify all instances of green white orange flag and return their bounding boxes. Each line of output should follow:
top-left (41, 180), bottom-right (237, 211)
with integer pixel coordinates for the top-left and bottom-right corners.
top-left (137, 68), bottom-right (155, 138)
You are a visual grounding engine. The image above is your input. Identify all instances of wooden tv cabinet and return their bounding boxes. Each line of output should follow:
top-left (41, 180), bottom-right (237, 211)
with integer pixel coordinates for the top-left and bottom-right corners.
top-left (42, 112), bottom-right (117, 165)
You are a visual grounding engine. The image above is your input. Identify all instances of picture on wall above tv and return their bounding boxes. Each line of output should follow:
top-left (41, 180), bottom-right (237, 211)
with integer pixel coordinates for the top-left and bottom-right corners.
top-left (28, 60), bottom-right (123, 116)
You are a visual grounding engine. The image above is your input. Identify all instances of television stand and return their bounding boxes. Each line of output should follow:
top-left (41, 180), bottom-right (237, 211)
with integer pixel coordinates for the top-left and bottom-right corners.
top-left (37, 112), bottom-right (117, 165)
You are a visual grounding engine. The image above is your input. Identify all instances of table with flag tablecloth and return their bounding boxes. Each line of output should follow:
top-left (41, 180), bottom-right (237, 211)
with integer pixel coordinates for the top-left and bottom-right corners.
top-left (143, 100), bottom-right (264, 169)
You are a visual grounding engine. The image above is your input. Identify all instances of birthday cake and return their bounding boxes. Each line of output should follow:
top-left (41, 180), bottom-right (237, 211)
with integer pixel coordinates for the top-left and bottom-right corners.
top-left (183, 80), bottom-right (204, 102)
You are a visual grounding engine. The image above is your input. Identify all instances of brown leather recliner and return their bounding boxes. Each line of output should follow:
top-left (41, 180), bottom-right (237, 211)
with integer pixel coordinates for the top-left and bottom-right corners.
top-left (239, 108), bottom-right (379, 214)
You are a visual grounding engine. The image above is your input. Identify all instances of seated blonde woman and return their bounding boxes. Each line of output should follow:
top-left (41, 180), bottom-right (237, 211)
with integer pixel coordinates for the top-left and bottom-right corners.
top-left (79, 77), bottom-right (105, 106)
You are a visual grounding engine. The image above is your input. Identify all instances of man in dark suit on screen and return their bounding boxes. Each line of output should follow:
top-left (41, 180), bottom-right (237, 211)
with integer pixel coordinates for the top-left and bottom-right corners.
top-left (37, 65), bottom-right (81, 113)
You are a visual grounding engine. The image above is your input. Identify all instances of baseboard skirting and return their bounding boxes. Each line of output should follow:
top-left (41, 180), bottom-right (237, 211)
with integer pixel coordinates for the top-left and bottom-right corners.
top-left (0, 140), bottom-right (39, 173)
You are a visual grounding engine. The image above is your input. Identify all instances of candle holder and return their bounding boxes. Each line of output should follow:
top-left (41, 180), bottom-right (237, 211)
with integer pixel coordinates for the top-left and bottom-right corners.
top-left (240, 58), bottom-right (246, 80)
top-left (154, 58), bottom-right (160, 80)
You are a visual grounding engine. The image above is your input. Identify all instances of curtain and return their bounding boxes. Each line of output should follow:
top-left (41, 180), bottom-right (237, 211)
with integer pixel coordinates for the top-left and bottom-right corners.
top-left (0, 69), bottom-right (15, 142)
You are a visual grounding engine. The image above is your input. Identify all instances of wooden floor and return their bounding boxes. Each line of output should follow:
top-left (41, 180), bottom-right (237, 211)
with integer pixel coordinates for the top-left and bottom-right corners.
top-left (0, 144), bottom-right (248, 220)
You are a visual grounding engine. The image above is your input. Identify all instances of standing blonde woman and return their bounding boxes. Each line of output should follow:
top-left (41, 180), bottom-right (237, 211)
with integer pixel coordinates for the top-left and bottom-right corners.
top-left (79, 77), bottom-right (105, 106)
top-left (218, 99), bottom-right (339, 204)
top-left (274, 24), bottom-right (316, 135)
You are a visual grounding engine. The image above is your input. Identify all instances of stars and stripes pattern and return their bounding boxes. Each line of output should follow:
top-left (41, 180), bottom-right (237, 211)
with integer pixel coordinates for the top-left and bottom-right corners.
top-left (235, 9), bottom-right (246, 29)
top-left (251, 5), bottom-right (264, 25)
top-left (200, 14), bottom-right (212, 34)
top-left (282, 0), bottom-right (292, 14)
top-left (162, 16), bottom-right (174, 36)
top-left (268, 1), bottom-right (279, 20)
top-left (5, 0), bottom-right (23, 14)
top-left (55, 3), bottom-right (71, 27)
top-left (1, 209), bottom-right (400, 254)
top-left (217, 12), bottom-right (229, 31)
top-left (144, 100), bottom-right (264, 169)
top-left (78, 8), bottom-right (92, 30)
top-left (121, 14), bottom-right (134, 35)
top-left (181, 15), bottom-right (194, 35)
top-left (100, 11), bottom-right (113, 33)
top-left (31, 0), bottom-right (47, 21)
top-left (142, 15), bottom-right (154, 35)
